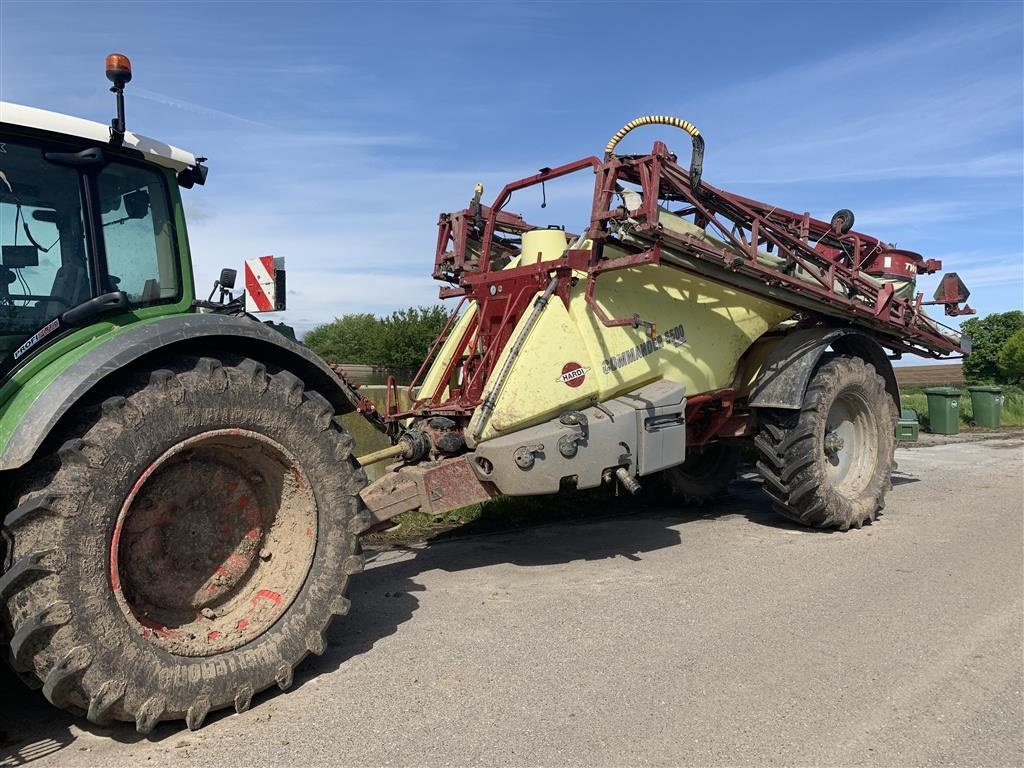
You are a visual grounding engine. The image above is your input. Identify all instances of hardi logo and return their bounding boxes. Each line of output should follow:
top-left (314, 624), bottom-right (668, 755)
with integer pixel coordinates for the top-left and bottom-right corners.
top-left (557, 362), bottom-right (589, 388)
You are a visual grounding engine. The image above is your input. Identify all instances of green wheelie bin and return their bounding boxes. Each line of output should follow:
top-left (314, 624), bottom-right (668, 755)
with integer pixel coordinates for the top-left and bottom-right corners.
top-left (967, 386), bottom-right (1003, 428)
top-left (924, 387), bottom-right (962, 434)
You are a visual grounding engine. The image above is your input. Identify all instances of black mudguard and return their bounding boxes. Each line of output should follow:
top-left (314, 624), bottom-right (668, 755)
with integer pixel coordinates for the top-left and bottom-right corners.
top-left (748, 327), bottom-right (900, 411)
top-left (0, 313), bottom-right (358, 472)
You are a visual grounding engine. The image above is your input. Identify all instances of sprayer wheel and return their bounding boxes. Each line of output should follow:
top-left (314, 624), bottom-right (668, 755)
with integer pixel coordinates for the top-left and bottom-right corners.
top-left (755, 356), bottom-right (895, 530)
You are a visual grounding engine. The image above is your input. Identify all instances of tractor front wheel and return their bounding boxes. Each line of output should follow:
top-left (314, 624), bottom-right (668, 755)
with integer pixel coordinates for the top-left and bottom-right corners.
top-left (1, 355), bottom-right (367, 732)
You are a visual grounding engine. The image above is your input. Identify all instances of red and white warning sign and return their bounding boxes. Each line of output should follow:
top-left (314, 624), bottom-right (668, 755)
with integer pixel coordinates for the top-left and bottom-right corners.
top-left (244, 255), bottom-right (286, 313)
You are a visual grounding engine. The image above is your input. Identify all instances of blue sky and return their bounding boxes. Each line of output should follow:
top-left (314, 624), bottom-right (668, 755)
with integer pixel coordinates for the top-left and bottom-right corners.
top-left (1, 1), bottom-right (1021, 342)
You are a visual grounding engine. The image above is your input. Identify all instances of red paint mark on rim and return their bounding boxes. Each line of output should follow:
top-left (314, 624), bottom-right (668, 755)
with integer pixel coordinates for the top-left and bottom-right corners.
top-left (135, 613), bottom-right (180, 638)
top-left (253, 589), bottom-right (282, 606)
top-left (109, 518), bottom-right (124, 592)
top-left (223, 554), bottom-right (251, 579)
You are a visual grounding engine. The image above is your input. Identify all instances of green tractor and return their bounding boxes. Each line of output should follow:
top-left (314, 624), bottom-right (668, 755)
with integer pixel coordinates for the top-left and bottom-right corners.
top-left (0, 55), bottom-right (366, 731)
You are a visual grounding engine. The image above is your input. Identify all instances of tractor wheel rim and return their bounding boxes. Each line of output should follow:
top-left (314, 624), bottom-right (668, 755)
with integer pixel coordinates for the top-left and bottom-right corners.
top-left (824, 392), bottom-right (876, 494)
top-left (110, 429), bottom-right (317, 657)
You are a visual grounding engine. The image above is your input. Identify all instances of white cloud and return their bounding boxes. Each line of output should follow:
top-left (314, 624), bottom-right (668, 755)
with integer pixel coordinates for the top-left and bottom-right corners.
top-left (131, 87), bottom-right (268, 128)
top-left (853, 201), bottom-right (1020, 230)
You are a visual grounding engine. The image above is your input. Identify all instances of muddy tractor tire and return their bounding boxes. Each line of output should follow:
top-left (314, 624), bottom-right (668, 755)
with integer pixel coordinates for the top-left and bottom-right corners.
top-left (755, 356), bottom-right (896, 530)
top-left (1, 355), bottom-right (368, 733)
top-left (662, 443), bottom-right (741, 505)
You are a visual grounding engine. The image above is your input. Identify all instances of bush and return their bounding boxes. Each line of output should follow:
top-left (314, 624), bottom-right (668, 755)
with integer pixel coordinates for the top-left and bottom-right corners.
top-left (999, 329), bottom-right (1024, 385)
top-left (962, 311), bottom-right (1024, 384)
top-left (375, 306), bottom-right (451, 370)
top-left (304, 305), bottom-right (451, 370)
top-left (302, 313), bottom-right (379, 364)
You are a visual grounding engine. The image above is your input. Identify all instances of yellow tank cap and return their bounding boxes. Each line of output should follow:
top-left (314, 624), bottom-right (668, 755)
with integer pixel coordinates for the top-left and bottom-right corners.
top-left (521, 228), bottom-right (568, 266)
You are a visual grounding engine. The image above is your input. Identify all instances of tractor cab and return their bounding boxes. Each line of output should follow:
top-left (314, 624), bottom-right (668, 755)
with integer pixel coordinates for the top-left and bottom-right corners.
top-left (0, 54), bottom-right (206, 379)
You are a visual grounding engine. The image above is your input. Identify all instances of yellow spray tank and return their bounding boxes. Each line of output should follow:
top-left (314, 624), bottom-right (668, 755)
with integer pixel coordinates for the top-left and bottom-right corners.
top-left (465, 241), bottom-right (794, 443)
top-left (519, 228), bottom-right (568, 266)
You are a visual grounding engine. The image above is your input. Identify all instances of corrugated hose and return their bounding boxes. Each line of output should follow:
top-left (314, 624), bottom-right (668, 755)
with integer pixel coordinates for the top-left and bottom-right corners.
top-left (604, 114), bottom-right (704, 192)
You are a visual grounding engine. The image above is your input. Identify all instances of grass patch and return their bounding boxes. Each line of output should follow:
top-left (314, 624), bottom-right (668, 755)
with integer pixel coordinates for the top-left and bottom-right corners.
top-left (900, 384), bottom-right (1024, 428)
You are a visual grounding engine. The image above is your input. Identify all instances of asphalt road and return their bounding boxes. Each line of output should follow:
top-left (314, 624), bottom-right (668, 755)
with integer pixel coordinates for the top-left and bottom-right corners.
top-left (2, 435), bottom-right (1022, 767)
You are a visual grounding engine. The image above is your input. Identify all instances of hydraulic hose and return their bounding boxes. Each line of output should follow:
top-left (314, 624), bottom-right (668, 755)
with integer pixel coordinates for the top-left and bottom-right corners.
top-left (604, 115), bottom-right (704, 192)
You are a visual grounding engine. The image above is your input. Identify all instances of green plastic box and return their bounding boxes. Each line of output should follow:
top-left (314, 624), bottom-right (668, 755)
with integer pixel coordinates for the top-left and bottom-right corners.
top-left (895, 408), bottom-right (919, 442)
top-left (923, 387), bottom-right (962, 435)
top-left (967, 386), bottom-right (1003, 428)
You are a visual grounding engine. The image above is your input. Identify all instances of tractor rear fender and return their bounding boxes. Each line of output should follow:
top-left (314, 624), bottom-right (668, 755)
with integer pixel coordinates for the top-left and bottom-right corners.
top-left (747, 327), bottom-right (899, 411)
top-left (0, 313), bottom-right (354, 472)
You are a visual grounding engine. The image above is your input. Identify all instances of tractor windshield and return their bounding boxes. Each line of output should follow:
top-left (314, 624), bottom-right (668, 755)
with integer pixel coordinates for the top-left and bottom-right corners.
top-left (0, 140), bottom-right (92, 363)
top-left (0, 136), bottom-right (181, 372)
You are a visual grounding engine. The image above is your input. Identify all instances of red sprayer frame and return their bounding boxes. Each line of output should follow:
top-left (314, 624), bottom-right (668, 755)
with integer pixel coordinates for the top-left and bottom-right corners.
top-left (388, 141), bottom-right (969, 427)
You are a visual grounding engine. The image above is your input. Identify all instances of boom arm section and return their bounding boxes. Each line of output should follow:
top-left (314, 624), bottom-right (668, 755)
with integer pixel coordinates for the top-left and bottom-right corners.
top-left (594, 143), bottom-right (968, 355)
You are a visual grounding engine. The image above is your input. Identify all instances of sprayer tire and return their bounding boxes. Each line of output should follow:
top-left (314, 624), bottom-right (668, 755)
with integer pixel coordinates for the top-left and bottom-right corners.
top-left (755, 356), bottom-right (895, 530)
top-left (0, 354), bottom-right (366, 733)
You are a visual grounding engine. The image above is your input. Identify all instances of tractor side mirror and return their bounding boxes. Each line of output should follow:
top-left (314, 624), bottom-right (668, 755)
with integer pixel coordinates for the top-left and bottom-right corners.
top-left (177, 160), bottom-right (209, 189)
top-left (203, 267), bottom-right (238, 307)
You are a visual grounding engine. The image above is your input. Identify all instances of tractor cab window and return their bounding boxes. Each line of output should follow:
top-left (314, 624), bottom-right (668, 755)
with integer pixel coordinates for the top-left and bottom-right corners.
top-left (97, 162), bottom-right (179, 305)
top-left (0, 140), bottom-right (92, 362)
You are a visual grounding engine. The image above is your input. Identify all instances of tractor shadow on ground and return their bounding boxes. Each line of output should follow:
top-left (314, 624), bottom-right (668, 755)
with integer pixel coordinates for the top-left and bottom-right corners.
top-left (0, 660), bottom-right (198, 760)
top-left (0, 665), bottom-right (74, 766)
top-left (0, 473), bottom-right (860, 757)
top-left (891, 470), bottom-right (921, 486)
